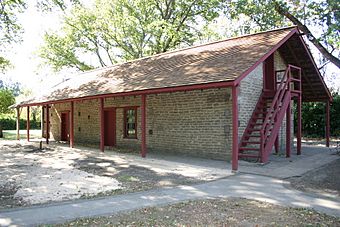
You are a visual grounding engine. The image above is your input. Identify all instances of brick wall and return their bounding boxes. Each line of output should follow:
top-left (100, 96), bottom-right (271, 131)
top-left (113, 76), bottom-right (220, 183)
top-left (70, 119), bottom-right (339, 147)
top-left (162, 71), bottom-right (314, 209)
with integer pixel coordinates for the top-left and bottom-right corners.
top-left (238, 63), bottom-right (263, 139)
top-left (147, 88), bottom-right (232, 160)
top-left (49, 88), bottom-right (233, 160)
top-left (274, 51), bottom-right (294, 152)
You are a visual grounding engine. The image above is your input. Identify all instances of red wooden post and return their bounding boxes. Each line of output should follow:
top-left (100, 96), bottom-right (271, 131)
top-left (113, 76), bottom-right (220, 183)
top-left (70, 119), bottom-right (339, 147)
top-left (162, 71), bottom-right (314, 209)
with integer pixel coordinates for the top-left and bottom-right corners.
top-left (274, 102), bottom-right (279, 154)
top-left (41, 106), bottom-right (45, 138)
top-left (326, 100), bottom-right (330, 147)
top-left (232, 86), bottom-right (239, 171)
top-left (70, 101), bottom-right (74, 148)
top-left (16, 107), bottom-right (20, 140)
top-left (141, 94), bottom-right (147, 157)
top-left (100, 98), bottom-right (105, 152)
top-left (274, 136), bottom-right (279, 154)
top-left (285, 67), bottom-right (292, 158)
top-left (27, 106), bottom-right (30, 142)
top-left (286, 102), bottom-right (291, 158)
top-left (297, 95), bottom-right (302, 155)
top-left (46, 105), bottom-right (50, 144)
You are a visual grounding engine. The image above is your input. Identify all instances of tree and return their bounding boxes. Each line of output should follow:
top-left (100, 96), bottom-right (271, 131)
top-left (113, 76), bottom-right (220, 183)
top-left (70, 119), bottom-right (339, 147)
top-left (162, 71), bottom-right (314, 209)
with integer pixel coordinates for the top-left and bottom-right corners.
top-left (39, 0), bottom-right (225, 71)
top-left (227, 0), bottom-right (340, 69)
top-left (0, 0), bottom-right (79, 72)
top-left (0, 0), bottom-right (25, 72)
top-left (293, 91), bottom-right (340, 138)
top-left (0, 89), bottom-right (15, 137)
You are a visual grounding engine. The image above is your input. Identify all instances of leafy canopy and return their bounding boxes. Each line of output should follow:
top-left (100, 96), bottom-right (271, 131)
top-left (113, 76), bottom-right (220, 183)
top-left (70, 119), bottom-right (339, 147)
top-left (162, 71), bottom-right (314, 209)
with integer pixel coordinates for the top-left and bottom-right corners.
top-left (39, 0), bottom-right (225, 71)
top-left (0, 0), bottom-right (79, 72)
top-left (227, 0), bottom-right (340, 68)
top-left (0, 89), bottom-right (15, 114)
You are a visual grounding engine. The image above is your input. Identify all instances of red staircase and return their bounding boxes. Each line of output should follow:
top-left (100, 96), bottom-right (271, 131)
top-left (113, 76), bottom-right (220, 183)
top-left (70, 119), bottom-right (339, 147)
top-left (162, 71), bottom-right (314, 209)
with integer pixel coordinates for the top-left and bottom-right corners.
top-left (238, 65), bottom-right (301, 163)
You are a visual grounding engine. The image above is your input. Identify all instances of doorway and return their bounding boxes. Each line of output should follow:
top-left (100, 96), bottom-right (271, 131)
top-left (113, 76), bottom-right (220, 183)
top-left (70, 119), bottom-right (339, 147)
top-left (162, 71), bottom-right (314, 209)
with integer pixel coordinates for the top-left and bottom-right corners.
top-left (104, 109), bottom-right (116, 146)
top-left (61, 112), bottom-right (70, 141)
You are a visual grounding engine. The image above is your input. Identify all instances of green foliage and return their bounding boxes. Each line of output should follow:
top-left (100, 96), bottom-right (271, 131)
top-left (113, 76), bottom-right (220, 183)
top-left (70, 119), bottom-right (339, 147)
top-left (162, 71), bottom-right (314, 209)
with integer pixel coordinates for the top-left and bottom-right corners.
top-left (0, 89), bottom-right (15, 114)
top-left (0, 117), bottom-right (41, 130)
top-left (0, 0), bottom-right (78, 71)
top-left (39, 0), bottom-right (225, 71)
top-left (0, 0), bottom-right (26, 71)
top-left (294, 91), bottom-right (340, 137)
top-left (227, 0), bottom-right (289, 32)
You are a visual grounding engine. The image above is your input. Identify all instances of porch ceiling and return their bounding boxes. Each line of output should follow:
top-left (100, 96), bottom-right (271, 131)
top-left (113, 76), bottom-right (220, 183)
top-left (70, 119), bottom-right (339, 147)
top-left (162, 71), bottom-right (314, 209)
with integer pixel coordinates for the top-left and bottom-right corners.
top-left (278, 33), bottom-right (332, 102)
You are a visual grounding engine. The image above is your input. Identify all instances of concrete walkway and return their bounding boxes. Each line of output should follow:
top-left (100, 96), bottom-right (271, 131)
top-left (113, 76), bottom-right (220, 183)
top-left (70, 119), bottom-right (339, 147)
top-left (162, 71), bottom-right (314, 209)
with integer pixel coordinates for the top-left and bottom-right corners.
top-left (0, 173), bottom-right (339, 227)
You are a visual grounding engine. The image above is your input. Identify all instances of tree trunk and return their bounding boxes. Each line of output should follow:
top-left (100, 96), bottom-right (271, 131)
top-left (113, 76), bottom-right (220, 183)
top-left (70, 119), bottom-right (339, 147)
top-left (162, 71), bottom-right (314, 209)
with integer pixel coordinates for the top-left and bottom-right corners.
top-left (274, 2), bottom-right (340, 69)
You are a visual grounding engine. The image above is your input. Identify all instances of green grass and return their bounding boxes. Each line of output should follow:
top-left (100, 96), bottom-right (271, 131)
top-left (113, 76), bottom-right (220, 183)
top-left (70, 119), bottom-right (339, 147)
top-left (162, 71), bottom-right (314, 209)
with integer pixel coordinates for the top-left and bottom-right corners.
top-left (0, 129), bottom-right (42, 140)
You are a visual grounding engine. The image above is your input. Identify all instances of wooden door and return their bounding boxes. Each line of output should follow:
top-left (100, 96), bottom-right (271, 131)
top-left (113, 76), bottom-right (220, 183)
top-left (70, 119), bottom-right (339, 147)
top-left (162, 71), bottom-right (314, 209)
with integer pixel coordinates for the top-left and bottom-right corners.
top-left (61, 112), bottom-right (70, 141)
top-left (264, 54), bottom-right (276, 91)
top-left (104, 109), bottom-right (116, 146)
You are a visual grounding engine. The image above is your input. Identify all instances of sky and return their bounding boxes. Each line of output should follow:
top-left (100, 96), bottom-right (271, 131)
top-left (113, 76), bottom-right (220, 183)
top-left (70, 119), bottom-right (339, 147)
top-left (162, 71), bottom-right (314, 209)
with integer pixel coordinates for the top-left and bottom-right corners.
top-left (0, 2), bottom-right (68, 96)
top-left (1, 2), bottom-right (339, 97)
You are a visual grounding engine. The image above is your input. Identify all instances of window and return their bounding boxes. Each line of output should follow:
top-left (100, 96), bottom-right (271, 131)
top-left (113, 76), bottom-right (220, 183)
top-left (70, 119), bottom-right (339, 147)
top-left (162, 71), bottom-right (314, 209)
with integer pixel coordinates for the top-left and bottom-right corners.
top-left (124, 107), bottom-right (137, 138)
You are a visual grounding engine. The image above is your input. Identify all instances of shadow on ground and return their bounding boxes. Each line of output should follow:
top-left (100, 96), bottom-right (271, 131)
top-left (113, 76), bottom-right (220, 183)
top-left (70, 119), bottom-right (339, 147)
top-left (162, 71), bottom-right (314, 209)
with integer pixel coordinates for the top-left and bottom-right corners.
top-left (73, 156), bottom-right (204, 197)
top-left (289, 158), bottom-right (340, 197)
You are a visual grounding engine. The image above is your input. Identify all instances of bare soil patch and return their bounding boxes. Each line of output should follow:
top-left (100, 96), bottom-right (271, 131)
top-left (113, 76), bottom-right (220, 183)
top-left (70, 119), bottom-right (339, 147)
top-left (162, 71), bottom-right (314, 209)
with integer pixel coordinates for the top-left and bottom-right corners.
top-left (289, 158), bottom-right (340, 196)
top-left (50, 198), bottom-right (340, 226)
top-left (0, 141), bottom-right (206, 210)
top-left (73, 156), bottom-right (203, 196)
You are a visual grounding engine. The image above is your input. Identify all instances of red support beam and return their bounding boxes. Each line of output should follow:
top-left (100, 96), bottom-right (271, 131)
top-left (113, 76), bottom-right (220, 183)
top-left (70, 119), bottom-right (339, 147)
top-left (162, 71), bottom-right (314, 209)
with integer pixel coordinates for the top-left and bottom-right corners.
top-left (46, 105), bottom-right (50, 144)
top-left (326, 100), bottom-right (330, 147)
top-left (274, 136), bottom-right (279, 154)
top-left (16, 107), bottom-right (20, 140)
top-left (41, 106), bottom-right (45, 138)
top-left (27, 106), bottom-right (30, 142)
top-left (100, 98), bottom-right (105, 152)
top-left (297, 95), bottom-right (302, 155)
top-left (286, 102), bottom-right (291, 158)
top-left (141, 94), bottom-right (147, 157)
top-left (70, 101), bottom-right (74, 148)
top-left (232, 86), bottom-right (239, 171)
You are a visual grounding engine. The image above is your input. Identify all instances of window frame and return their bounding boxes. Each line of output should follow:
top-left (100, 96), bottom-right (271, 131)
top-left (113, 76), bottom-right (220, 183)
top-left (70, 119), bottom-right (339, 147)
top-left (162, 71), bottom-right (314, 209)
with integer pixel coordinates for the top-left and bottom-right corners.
top-left (123, 106), bottom-right (138, 139)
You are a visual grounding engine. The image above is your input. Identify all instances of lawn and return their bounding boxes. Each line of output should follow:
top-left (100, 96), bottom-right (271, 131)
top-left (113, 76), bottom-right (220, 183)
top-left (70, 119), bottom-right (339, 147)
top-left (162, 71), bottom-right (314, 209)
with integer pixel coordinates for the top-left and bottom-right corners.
top-left (0, 129), bottom-right (42, 140)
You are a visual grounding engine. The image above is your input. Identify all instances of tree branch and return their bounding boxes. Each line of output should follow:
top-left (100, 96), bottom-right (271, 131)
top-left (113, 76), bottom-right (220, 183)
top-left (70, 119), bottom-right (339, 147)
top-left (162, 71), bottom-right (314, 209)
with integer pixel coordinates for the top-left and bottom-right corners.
top-left (274, 2), bottom-right (340, 69)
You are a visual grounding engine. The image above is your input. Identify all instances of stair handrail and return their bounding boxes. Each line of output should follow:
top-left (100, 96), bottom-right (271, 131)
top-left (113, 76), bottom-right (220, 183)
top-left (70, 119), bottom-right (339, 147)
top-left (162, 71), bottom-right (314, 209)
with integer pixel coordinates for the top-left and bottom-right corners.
top-left (260, 66), bottom-right (291, 147)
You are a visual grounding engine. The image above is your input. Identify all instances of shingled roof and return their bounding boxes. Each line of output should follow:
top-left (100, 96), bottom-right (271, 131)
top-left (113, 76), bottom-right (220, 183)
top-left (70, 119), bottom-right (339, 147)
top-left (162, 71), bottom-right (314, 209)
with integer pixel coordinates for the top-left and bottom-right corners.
top-left (16, 26), bottom-right (331, 107)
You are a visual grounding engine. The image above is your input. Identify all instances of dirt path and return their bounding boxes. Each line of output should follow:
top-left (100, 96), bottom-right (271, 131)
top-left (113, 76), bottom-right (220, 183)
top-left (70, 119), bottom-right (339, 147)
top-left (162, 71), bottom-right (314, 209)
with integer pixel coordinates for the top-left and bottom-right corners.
top-left (51, 198), bottom-right (340, 227)
top-left (289, 158), bottom-right (340, 197)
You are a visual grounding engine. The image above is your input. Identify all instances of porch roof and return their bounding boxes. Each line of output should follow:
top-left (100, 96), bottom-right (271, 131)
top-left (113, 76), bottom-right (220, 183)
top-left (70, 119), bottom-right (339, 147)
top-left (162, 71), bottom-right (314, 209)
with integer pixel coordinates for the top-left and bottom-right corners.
top-left (16, 26), bottom-right (331, 107)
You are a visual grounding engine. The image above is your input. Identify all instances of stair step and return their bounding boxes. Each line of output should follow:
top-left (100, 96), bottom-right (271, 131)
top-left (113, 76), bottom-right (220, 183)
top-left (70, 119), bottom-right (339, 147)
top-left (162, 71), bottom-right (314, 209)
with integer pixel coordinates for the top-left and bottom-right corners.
top-left (242, 141), bottom-right (261, 144)
top-left (249, 129), bottom-right (261, 132)
top-left (244, 134), bottom-right (261, 137)
top-left (239, 147), bottom-right (260, 151)
top-left (238, 154), bottom-right (260, 158)
top-left (251, 123), bottom-right (265, 126)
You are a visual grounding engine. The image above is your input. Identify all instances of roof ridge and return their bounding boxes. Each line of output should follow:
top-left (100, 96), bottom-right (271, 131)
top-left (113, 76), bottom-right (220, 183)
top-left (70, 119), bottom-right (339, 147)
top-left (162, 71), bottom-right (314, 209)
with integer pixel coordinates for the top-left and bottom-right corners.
top-left (77, 26), bottom-right (298, 76)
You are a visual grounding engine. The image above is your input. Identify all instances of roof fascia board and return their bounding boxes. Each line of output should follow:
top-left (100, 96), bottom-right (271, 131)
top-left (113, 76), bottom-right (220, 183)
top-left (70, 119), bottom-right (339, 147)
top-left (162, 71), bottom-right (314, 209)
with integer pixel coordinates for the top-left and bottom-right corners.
top-left (233, 27), bottom-right (298, 86)
top-left (17, 80), bottom-right (235, 107)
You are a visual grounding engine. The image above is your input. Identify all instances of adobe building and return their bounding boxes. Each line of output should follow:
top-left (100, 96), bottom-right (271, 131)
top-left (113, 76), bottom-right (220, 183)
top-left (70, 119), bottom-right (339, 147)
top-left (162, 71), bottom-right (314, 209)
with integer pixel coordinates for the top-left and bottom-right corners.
top-left (15, 26), bottom-right (332, 170)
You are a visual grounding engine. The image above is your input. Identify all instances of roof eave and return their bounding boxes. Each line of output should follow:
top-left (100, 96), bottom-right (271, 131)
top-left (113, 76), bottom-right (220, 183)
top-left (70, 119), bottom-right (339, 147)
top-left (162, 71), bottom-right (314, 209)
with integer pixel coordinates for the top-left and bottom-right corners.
top-left (233, 27), bottom-right (299, 86)
top-left (296, 33), bottom-right (333, 102)
top-left (15, 80), bottom-right (236, 108)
